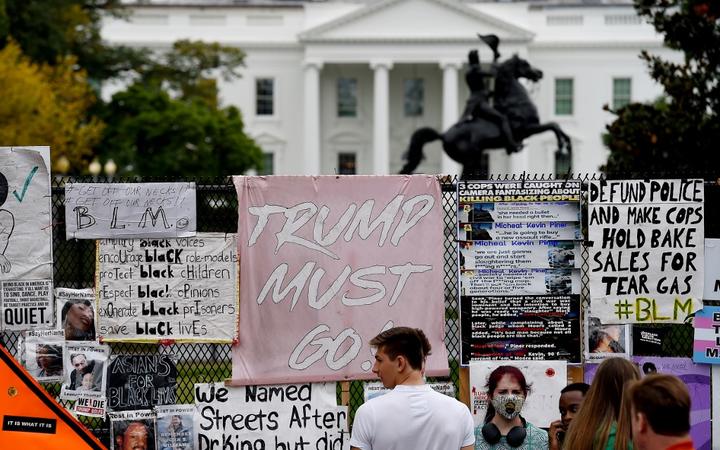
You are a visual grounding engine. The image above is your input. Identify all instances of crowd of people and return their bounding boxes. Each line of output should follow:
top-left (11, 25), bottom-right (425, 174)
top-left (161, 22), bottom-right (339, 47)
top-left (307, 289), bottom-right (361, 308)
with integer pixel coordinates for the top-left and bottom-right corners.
top-left (350, 326), bottom-right (698, 450)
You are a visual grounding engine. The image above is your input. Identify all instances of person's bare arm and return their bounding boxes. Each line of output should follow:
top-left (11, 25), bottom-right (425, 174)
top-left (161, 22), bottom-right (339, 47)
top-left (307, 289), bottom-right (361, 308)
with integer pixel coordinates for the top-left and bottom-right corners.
top-left (351, 447), bottom-right (362, 450)
top-left (461, 445), bottom-right (474, 450)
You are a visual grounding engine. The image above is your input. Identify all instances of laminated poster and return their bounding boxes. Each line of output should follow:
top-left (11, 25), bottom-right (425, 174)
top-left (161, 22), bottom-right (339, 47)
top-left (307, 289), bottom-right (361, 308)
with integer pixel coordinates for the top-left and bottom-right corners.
top-left (110, 410), bottom-right (157, 450)
top-left (155, 404), bottom-right (194, 450)
top-left (19, 329), bottom-right (64, 382)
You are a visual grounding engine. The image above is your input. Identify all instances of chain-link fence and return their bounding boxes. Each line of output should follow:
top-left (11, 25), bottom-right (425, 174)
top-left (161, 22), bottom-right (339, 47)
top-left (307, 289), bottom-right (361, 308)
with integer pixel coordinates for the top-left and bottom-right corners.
top-left (1, 173), bottom-right (715, 446)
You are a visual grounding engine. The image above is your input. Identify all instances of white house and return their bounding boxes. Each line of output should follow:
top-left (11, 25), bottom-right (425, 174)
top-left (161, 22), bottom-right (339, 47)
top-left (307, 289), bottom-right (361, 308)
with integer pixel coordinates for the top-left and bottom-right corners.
top-left (102, 0), bottom-right (672, 176)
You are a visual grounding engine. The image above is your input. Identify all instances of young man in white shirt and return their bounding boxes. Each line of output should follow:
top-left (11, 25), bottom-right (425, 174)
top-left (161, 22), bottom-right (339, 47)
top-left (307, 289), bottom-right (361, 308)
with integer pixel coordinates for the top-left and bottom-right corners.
top-left (350, 327), bottom-right (475, 450)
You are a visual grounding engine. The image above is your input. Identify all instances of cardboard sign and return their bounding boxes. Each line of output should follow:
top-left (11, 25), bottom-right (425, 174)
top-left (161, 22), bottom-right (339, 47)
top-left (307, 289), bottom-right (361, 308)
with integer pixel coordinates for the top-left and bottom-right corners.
top-left (588, 179), bottom-right (704, 323)
top-left (97, 234), bottom-right (238, 342)
top-left (107, 354), bottom-right (178, 411)
top-left (65, 182), bottom-right (196, 239)
top-left (195, 382), bottom-right (349, 450)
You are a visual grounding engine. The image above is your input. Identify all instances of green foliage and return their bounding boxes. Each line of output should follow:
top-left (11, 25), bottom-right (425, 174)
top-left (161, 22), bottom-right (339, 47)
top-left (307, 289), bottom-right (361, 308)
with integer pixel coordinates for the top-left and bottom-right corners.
top-left (0, 41), bottom-right (104, 172)
top-left (2, 0), bottom-right (146, 82)
top-left (602, 0), bottom-right (720, 176)
top-left (0, 1), bottom-right (263, 176)
top-left (100, 83), bottom-right (262, 177)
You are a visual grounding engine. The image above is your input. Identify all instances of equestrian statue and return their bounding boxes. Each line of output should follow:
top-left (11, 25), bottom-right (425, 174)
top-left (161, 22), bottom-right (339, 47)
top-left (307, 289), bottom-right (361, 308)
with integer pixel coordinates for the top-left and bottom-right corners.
top-left (399, 34), bottom-right (572, 179)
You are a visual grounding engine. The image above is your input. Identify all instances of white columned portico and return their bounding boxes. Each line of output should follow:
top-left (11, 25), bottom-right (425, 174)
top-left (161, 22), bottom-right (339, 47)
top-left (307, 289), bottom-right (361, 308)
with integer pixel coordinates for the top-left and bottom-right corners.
top-left (371, 60), bottom-right (393, 175)
top-left (303, 60), bottom-right (323, 175)
top-left (440, 60), bottom-right (462, 176)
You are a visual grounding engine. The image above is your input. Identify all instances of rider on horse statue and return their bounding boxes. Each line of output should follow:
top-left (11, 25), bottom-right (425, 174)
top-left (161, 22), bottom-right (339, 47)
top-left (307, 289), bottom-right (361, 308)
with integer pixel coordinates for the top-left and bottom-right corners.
top-left (399, 33), bottom-right (572, 178)
top-left (461, 34), bottom-right (522, 155)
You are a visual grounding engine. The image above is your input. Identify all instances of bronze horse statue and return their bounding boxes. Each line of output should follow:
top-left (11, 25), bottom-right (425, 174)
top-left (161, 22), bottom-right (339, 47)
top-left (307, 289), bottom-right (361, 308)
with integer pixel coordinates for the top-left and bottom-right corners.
top-left (399, 54), bottom-right (572, 179)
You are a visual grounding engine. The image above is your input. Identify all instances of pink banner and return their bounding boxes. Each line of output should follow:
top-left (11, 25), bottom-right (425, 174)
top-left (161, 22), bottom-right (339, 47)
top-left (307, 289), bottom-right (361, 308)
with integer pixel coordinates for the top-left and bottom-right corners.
top-left (231, 175), bottom-right (449, 384)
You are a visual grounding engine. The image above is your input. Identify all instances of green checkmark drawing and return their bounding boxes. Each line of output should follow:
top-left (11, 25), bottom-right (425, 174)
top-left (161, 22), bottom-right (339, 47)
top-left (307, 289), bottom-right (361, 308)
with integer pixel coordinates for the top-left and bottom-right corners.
top-left (13, 166), bottom-right (39, 202)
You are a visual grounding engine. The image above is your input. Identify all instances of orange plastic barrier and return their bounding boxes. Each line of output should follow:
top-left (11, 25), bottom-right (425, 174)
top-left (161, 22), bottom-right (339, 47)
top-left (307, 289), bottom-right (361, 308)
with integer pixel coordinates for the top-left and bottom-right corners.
top-left (0, 344), bottom-right (105, 449)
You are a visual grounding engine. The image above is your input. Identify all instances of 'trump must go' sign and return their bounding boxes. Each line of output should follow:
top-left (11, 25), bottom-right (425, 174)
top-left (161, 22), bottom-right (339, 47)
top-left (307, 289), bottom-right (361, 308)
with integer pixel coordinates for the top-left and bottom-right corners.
top-left (231, 175), bottom-right (448, 384)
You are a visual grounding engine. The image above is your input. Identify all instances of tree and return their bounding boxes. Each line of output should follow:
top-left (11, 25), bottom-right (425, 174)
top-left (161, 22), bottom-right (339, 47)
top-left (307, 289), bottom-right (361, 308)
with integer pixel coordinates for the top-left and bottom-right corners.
top-left (97, 40), bottom-right (263, 177)
top-left (0, 1), bottom-right (263, 176)
top-left (602, 0), bottom-right (720, 176)
top-left (0, 41), bottom-right (104, 172)
top-left (0, 0), bottom-right (147, 82)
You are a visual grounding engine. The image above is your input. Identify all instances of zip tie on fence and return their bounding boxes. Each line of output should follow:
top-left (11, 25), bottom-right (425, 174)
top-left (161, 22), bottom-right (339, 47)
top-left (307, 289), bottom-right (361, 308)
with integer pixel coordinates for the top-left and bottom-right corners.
top-left (159, 339), bottom-right (175, 346)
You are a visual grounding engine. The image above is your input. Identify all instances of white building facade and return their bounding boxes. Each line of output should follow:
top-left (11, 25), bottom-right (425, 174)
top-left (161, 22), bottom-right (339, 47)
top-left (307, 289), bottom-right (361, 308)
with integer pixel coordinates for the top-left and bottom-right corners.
top-left (102, 0), bottom-right (672, 176)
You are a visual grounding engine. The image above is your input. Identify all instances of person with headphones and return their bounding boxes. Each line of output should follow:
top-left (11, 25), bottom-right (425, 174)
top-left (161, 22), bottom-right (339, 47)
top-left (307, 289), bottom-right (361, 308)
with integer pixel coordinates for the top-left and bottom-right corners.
top-left (475, 366), bottom-right (548, 449)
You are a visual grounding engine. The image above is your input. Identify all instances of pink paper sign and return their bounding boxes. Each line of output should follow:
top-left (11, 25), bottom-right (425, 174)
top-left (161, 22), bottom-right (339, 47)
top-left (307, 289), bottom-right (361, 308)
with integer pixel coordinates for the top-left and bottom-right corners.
top-left (231, 175), bottom-right (449, 384)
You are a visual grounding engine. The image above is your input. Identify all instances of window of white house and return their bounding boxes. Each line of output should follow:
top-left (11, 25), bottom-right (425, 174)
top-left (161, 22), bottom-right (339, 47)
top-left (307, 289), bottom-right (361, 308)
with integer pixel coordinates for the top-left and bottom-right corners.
top-left (259, 152), bottom-right (274, 175)
top-left (612, 78), bottom-right (632, 110)
top-left (338, 153), bottom-right (356, 174)
top-left (255, 78), bottom-right (274, 116)
top-left (555, 78), bottom-right (574, 115)
top-left (404, 78), bottom-right (424, 117)
top-left (337, 78), bottom-right (358, 117)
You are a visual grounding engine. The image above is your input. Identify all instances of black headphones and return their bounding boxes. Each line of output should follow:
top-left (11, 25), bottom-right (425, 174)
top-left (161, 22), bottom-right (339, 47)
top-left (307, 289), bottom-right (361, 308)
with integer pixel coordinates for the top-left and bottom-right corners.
top-left (481, 417), bottom-right (528, 448)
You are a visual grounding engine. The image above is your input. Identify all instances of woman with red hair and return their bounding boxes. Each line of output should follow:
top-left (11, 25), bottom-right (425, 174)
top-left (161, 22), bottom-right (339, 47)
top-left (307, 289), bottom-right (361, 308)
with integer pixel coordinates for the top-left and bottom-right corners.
top-left (475, 366), bottom-right (549, 449)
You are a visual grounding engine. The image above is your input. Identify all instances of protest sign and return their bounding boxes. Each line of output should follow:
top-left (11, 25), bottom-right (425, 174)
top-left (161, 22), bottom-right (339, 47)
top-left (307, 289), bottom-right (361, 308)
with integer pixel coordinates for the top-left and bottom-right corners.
top-left (195, 382), bottom-right (349, 450)
top-left (588, 179), bottom-right (704, 323)
top-left (460, 268), bottom-right (580, 297)
top-left (0, 147), bottom-right (53, 332)
top-left (632, 357), bottom-right (711, 450)
top-left (584, 316), bottom-right (630, 361)
top-left (1, 279), bottom-right (53, 331)
top-left (459, 240), bottom-right (580, 270)
top-left (469, 360), bottom-right (566, 428)
top-left (56, 287), bottom-right (96, 341)
top-left (109, 410), bottom-right (156, 450)
top-left (107, 354), bottom-right (178, 411)
top-left (156, 405), bottom-right (194, 450)
top-left (231, 175), bottom-right (448, 384)
top-left (61, 342), bottom-right (109, 401)
top-left (459, 180), bottom-right (582, 363)
top-left (703, 239), bottom-right (720, 300)
top-left (73, 396), bottom-right (108, 418)
top-left (693, 306), bottom-right (720, 364)
top-left (20, 329), bottom-right (64, 382)
top-left (97, 233), bottom-right (238, 342)
top-left (462, 294), bottom-right (580, 362)
top-left (363, 381), bottom-right (455, 402)
top-left (632, 323), bottom-right (693, 357)
top-left (65, 182), bottom-right (196, 239)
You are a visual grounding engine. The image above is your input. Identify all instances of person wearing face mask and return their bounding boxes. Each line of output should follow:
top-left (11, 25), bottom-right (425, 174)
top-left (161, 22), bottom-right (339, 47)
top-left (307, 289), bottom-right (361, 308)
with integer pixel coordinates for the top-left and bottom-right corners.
top-left (548, 382), bottom-right (590, 450)
top-left (475, 366), bottom-right (548, 450)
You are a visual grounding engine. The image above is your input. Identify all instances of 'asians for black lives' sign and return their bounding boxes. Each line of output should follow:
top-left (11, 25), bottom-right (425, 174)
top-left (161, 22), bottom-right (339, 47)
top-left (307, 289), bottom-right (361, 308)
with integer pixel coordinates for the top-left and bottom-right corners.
top-left (107, 354), bottom-right (177, 411)
top-left (195, 382), bottom-right (349, 450)
top-left (588, 179), bottom-right (704, 323)
top-left (97, 233), bottom-right (238, 342)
